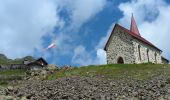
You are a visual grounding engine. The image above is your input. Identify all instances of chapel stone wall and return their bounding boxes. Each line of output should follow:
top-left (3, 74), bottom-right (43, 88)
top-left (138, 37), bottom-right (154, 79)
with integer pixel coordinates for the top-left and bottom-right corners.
top-left (133, 39), bottom-right (162, 64)
top-left (106, 27), bottom-right (135, 64)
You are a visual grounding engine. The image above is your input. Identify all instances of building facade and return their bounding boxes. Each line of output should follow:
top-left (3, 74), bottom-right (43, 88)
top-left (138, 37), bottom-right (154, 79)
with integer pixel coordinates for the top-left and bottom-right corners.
top-left (104, 15), bottom-right (168, 64)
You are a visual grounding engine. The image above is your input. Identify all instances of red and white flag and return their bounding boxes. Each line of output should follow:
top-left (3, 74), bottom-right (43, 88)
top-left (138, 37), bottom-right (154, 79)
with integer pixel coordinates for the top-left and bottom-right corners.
top-left (45, 43), bottom-right (56, 50)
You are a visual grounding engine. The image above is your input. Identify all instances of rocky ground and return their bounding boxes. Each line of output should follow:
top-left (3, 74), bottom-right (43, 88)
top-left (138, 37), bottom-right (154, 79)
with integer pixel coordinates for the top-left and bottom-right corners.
top-left (1, 75), bottom-right (170, 100)
top-left (1, 64), bottom-right (170, 100)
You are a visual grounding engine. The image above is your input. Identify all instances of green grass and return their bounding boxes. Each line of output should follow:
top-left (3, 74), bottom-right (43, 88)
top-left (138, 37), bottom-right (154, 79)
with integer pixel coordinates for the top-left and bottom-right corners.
top-left (0, 69), bottom-right (27, 87)
top-left (0, 59), bottom-right (9, 65)
top-left (0, 81), bottom-right (8, 86)
top-left (0, 69), bottom-right (26, 76)
top-left (0, 60), bottom-right (23, 65)
top-left (47, 64), bottom-right (170, 80)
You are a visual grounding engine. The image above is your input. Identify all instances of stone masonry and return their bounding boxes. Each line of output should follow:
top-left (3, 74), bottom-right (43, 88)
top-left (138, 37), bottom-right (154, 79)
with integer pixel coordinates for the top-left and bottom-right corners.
top-left (106, 26), bottom-right (135, 64)
top-left (133, 39), bottom-right (162, 64)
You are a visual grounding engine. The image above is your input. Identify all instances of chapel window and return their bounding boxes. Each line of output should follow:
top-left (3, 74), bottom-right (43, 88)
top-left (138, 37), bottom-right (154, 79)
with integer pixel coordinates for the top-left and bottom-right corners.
top-left (155, 53), bottom-right (157, 64)
top-left (138, 45), bottom-right (141, 61)
top-left (147, 49), bottom-right (149, 62)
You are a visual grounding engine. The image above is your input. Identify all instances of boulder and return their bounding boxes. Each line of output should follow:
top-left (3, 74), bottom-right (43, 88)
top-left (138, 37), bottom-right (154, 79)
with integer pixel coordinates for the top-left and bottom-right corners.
top-left (47, 64), bottom-right (58, 70)
top-left (7, 86), bottom-right (14, 92)
top-left (0, 95), bottom-right (16, 100)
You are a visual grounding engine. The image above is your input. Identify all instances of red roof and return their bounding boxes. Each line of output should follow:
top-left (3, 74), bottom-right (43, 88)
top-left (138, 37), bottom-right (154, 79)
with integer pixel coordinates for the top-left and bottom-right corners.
top-left (104, 24), bottom-right (161, 51)
top-left (161, 56), bottom-right (169, 62)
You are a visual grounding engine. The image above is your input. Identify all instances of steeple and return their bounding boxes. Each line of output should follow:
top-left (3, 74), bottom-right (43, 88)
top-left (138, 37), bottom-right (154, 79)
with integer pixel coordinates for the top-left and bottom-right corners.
top-left (130, 14), bottom-right (140, 36)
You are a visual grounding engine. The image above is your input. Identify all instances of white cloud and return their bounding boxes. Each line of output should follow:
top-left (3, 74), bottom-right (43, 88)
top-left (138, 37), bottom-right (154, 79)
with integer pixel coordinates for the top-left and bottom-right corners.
top-left (57, 0), bottom-right (107, 29)
top-left (72, 45), bottom-right (106, 66)
top-left (70, 0), bottom-right (107, 29)
top-left (118, 0), bottom-right (166, 27)
top-left (0, 0), bottom-right (107, 63)
top-left (0, 0), bottom-right (63, 58)
top-left (72, 45), bottom-right (93, 66)
top-left (118, 0), bottom-right (170, 59)
top-left (96, 49), bottom-right (106, 65)
top-left (94, 23), bottom-right (115, 65)
top-left (50, 0), bottom-right (108, 65)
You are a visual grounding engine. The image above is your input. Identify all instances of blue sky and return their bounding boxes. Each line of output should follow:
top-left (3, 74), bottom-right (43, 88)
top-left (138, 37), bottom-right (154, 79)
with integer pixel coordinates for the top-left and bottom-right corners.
top-left (0, 0), bottom-right (170, 66)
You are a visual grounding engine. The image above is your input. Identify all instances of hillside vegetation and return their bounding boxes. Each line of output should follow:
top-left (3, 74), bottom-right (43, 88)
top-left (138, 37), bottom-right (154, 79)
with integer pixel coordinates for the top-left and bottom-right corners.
top-left (47, 64), bottom-right (170, 80)
top-left (0, 54), bottom-right (34, 65)
top-left (0, 69), bottom-right (27, 86)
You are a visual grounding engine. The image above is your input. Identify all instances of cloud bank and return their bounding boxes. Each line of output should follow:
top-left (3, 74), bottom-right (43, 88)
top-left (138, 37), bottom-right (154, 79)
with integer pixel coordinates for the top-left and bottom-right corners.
top-left (0, 0), bottom-right (62, 58)
top-left (0, 0), bottom-right (107, 66)
top-left (72, 45), bottom-right (106, 66)
top-left (51, 0), bottom-right (108, 66)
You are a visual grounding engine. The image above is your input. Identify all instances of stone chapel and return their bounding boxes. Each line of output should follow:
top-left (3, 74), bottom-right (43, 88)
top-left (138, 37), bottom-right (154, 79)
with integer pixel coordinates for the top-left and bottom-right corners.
top-left (104, 15), bottom-right (169, 64)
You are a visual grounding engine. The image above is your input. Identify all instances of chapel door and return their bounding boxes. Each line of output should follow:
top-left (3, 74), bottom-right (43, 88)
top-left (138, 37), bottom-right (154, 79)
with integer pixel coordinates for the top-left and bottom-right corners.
top-left (117, 57), bottom-right (124, 64)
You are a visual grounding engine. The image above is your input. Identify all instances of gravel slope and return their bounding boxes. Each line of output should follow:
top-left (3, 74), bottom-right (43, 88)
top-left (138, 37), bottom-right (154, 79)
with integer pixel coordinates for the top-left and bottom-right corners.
top-left (5, 75), bottom-right (170, 100)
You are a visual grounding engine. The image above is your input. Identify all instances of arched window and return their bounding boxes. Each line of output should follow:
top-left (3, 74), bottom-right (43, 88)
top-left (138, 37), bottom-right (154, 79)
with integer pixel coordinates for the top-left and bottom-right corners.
top-left (155, 53), bottom-right (157, 64)
top-left (117, 57), bottom-right (124, 64)
top-left (138, 45), bottom-right (141, 61)
top-left (147, 49), bottom-right (149, 62)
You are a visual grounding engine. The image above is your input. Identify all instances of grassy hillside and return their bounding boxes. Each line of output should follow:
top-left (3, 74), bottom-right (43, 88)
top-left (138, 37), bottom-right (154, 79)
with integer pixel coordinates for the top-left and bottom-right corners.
top-left (0, 69), bottom-right (26, 76)
top-left (0, 54), bottom-right (35, 65)
top-left (1, 64), bottom-right (170, 99)
top-left (47, 64), bottom-right (170, 80)
top-left (0, 69), bottom-right (26, 86)
top-left (1, 64), bottom-right (170, 86)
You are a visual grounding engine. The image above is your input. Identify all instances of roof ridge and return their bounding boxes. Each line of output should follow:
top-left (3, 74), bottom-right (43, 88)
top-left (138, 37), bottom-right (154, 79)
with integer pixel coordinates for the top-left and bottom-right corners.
top-left (104, 24), bottom-right (161, 51)
top-left (116, 24), bottom-right (161, 51)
